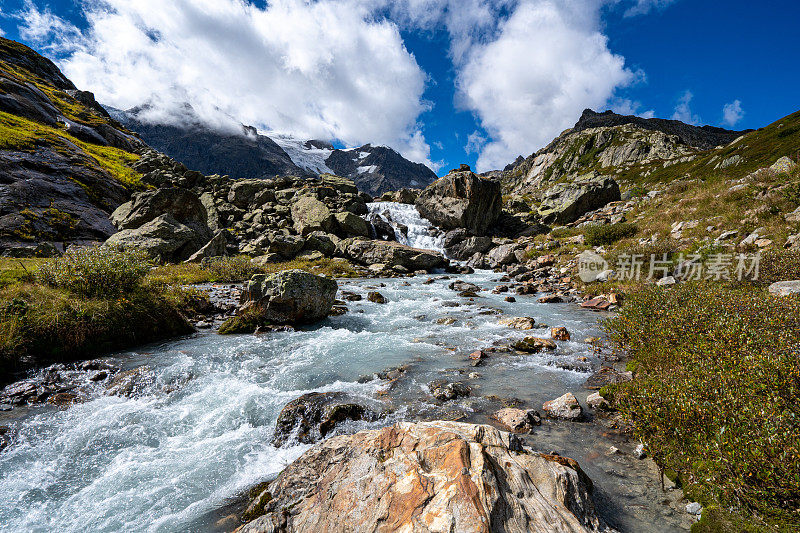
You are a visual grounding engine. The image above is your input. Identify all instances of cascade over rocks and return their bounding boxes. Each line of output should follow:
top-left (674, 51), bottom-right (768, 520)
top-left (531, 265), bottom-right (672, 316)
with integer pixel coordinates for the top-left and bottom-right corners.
top-left (238, 421), bottom-right (611, 533)
top-left (415, 168), bottom-right (502, 236)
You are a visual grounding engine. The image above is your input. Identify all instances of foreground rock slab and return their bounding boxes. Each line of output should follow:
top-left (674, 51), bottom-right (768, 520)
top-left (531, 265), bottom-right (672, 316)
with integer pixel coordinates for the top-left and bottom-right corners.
top-left (239, 421), bottom-right (612, 533)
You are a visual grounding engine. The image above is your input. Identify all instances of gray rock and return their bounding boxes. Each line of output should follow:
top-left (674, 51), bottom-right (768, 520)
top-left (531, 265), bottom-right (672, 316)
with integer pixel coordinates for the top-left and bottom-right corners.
top-left (239, 269), bottom-right (338, 325)
top-left (185, 230), bottom-right (229, 262)
top-left (542, 392), bottom-right (583, 421)
top-left (538, 173), bottom-right (621, 225)
top-left (770, 156), bottom-right (797, 174)
top-left (291, 196), bottom-right (336, 236)
top-left (111, 188), bottom-right (208, 231)
top-left (339, 238), bottom-right (447, 271)
top-left (415, 170), bottom-right (502, 235)
top-left (105, 213), bottom-right (200, 261)
top-left (768, 281), bottom-right (800, 297)
top-left (334, 211), bottom-right (370, 237)
top-left (227, 179), bottom-right (273, 208)
top-left (272, 391), bottom-right (373, 447)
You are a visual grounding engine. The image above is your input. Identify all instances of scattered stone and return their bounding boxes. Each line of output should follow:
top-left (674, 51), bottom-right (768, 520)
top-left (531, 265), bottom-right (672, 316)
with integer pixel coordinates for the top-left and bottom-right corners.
top-left (583, 367), bottom-right (633, 390)
top-left (538, 295), bottom-right (564, 303)
top-left (428, 380), bottom-right (471, 401)
top-left (499, 316), bottom-right (536, 330)
top-left (581, 298), bottom-right (612, 311)
top-left (538, 173), bottom-right (621, 225)
top-left (685, 502), bottom-right (703, 516)
top-left (367, 291), bottom-right (388, 304)
top-left (469, 350), bottom-right (487, 366)
top-left (586, 392), bottom-right (610, 410)
top-left (47, 392), bottom-right (78, 407)
top-left (89, 371), bottom-right (108, 382)
top-left (239, 421), bottom-right (608, 533)
top-left (656, 276), bottom-right (677, 287)
top-left (551, 326), bottom-right (571, 341)
top-left (634, 443), bottom-right (647, 459)
top-left (505, 296), bottom-right (517, 302)
top-left (449, 280), bottom-right (480, 293)
top-left (768, 281), bottom-right (800, 297)
top-left (436, 317), bottom-right (456, 326)
top-left (543, 393), bottom-right (583, 421)
top-left (513, 337), bottom-right (557, 353)
top-left (105, 366), bottom-right (155, 397)
top-left (491, 407), bottom-right (542, 432)
top-left (272, 392), bottom-right (374, 447)
top-left (607, 446), bottom-right (621, 456)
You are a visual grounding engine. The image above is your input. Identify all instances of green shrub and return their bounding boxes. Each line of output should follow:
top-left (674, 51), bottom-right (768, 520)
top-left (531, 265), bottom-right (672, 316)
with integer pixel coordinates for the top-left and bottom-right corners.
top-left (584, 223), bottom-right (638, 246)
top-left (200, 255), bottom-right (264, 282)
top-left (37, 246), bottom-right (152, 297)
top-left (604, 283), bottom-right (800, 527)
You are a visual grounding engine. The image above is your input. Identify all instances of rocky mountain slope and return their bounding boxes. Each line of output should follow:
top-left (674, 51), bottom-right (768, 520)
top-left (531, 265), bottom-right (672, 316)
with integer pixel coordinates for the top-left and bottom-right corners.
top-left (115, 109), bottom-right (437, 195)
top-left (503, 108), bottom-right (750, 196)
top-left (0, 38), bottom-right (145, 255)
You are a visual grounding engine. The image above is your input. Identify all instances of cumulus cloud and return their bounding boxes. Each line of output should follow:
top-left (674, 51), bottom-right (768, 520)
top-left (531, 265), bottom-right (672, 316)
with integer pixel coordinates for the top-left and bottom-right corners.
top-left (671, 90), bottom-right (701, 125)
top-left (623, 0), bottom-right (678, 17)
top-left (722, 99), bottom-right (744, 127)
top-left (465, 130), bottom-right (486, 154)
top-left (457, 0), bottom-right (637, 171)
top-left (17, 0), bottom-right (433, 165)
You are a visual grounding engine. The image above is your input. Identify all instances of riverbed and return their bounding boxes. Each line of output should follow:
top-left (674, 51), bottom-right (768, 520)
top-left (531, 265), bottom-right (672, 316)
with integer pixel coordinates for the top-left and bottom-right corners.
top-left (0, 269), bottom-right (692, 532)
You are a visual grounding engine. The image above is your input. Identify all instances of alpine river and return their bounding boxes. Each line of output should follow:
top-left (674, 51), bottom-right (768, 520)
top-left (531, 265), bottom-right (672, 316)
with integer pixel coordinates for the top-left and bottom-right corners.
top-left (0, 203), bottom-right (692, 532)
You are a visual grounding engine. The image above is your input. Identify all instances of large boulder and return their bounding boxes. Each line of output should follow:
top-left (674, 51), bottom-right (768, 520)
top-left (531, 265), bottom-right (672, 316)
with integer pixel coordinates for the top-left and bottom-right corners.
top-left (239, 421), bottom-right (609, 532)
top-left (227, 179), bottom-right (274, 208)
top-left (537, 173), bottom-right (621, 225)
top-left (291, 196), bottom-right (336, 236)
top-left (110, 187), bottom-right (208, 231)
top-left (272, 392), bottom-right (374, 447)
top-left (219, 270), bottom-right (337, 333)
top-left (339, 238), bottom-right (447, 271)
top-left (334, 211), bottom-right (370, 237)
top-left (415, 169), bottom-right (502, 236)
top-left (442, 229), bottom-right (494, 260)
top-left (105, 214), bottom-right (202, 262)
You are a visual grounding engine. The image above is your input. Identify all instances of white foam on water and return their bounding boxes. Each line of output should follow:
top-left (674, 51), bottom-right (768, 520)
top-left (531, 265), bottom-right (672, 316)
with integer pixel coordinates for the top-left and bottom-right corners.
top-left (0, 271), bottom-right (604, 533)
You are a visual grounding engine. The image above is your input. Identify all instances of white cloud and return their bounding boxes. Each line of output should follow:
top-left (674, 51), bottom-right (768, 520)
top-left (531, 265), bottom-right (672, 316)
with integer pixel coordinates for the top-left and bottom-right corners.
top-left (17, 0), bottom-right (433, 165)
top-left (457, 0), bottom-right (637, 171)
top-left (671, 90), bottom-right (701, 125)
top-left (722, 99), bottom-right (744, 127)
top-left (465, 130), bottom-right (486, 154)
top-left (624, 0), bottom-right (678, 17)
top-left (609, 97), bottom-right (655, 118)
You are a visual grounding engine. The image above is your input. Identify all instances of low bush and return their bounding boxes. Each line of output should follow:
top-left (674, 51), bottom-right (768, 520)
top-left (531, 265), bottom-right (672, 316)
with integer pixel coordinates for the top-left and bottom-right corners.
top-left (584, 223), bottom-right (638, 246)
top-left (37, 246), bottom-right (152, 297)
top-left (604, 283), bottom-right (800, 528)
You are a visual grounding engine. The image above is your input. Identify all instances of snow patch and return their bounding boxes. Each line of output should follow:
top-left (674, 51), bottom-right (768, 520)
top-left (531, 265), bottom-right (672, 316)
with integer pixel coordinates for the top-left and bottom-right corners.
top-left (267, 132), bottom-right (334, 175)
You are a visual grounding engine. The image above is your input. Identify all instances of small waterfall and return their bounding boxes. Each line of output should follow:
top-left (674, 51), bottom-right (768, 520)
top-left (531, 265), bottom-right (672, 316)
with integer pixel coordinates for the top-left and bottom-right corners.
top-left (367, 202), bottom-right (444, 253)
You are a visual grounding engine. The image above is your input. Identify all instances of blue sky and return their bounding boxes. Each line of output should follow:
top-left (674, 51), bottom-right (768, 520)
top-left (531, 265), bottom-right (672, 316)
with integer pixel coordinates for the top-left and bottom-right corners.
top-left (0, 0), bottom-right (798, 175)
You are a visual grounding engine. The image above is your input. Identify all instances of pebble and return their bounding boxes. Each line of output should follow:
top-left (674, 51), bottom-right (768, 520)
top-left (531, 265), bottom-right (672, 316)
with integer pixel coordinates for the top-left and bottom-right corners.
top-left (634, 443), bottom-right (647, 459)
top-left (685, 502), bottom-right (702, 515)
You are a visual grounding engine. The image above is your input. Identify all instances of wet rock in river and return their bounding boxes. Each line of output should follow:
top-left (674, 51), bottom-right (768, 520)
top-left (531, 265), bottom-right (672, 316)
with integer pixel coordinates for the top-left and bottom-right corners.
top-left (0, 381), bottom-right (38, 405)
top-left (543, 392), bottom-right (583, 421)
top-left (239, 421), bottom-right (609, 533)
top-left (586, 392), bottom-right (610, 410)
top-left (367, 291), bottom-right (387, 304)
top-left (469, 350), bottom-right (488, 367)
top-left (538, 294), bottom-right (564, 303)
top-left (513, 337), bottom-right (557, 353)
top-left (491, 407), bottom-right (542, 432)
top-left (428, 380), bottom-right (471, 401)
top-left (272, 392), bottom-right (375, 447)
top-left (105, 366), bottom-right (155, 397)
top-left (551, 326), bottom-right (571, 341)
top-left (449, 280), bottom-right (480, 293)
top-left (583, 367), bottom-right (633, 390)
top-left (499, 316), bottom-right (536, 330)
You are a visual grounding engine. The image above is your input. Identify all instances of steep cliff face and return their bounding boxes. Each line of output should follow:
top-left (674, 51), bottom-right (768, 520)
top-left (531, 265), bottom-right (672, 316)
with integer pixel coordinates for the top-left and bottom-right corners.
top-left (0, 38), bottom-right (145, 255)
top-left (503, 109), bottom-right (749, 196)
